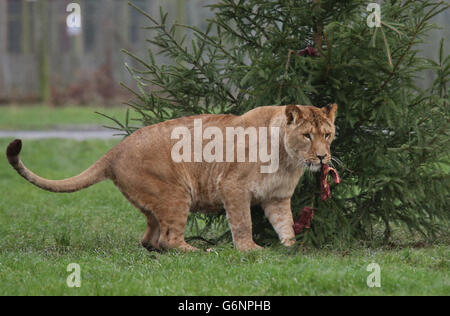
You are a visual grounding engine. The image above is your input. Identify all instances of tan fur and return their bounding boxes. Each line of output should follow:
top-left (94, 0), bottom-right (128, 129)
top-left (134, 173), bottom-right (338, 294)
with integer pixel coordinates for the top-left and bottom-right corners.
top-left (6, 104), bottom-right (337, 251)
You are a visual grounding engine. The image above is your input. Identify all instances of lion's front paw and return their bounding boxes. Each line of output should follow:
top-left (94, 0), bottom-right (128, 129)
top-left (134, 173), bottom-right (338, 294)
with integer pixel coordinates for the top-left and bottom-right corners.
top-left (281, 238), bottom-right (296, 247)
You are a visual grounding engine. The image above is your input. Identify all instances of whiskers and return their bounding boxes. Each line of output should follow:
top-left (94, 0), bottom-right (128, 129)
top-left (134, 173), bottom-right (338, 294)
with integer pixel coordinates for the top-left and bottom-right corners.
top-left (330, 155), bottom-right (354, 173)
top-left (330, 155), bottom-right (343, 168)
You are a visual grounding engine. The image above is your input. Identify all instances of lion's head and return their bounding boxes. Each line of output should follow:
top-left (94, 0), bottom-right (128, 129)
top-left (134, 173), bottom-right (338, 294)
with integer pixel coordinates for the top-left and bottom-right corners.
top-left (283, 104), bottom-right (337, 172)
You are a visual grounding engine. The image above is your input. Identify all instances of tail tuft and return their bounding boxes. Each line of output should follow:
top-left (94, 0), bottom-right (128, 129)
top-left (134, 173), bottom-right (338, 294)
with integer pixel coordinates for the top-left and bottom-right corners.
top-left (7, 138), bottom-right (108, 193)
top-left (6, 139), bottom-right (22, 164)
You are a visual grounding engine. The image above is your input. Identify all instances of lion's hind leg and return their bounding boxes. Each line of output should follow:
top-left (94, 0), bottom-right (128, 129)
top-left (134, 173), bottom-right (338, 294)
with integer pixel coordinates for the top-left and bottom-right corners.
top-left (113, 172), bottom-right (198, 252)
top-left (141, 210), bottom-right (161, 251)
top-left (153, 197), bottom-right (199, 252)
top-left (127, 192), bottom-right (198, 252)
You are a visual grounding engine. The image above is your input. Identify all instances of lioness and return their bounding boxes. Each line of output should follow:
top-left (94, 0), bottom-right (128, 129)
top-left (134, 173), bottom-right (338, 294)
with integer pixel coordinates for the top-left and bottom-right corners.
top-left (6, 104), bottom-right (337, 251)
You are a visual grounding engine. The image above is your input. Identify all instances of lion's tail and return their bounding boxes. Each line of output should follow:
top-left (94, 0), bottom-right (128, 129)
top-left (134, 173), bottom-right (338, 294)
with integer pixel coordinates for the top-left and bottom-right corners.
top-left (6, 139), bottom-right (109, 193)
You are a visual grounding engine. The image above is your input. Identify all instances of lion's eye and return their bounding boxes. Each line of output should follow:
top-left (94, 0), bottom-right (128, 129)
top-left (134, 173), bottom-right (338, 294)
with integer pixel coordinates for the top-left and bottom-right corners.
top-left (325, 133), bottom-right (331, 139)
top-left (304, 134), bottom-right (311, 140)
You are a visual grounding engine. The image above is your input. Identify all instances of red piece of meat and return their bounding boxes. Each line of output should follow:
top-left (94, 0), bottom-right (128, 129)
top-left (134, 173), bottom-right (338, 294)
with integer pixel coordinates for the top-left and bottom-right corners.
top-left (293, 207), bottom-right (314, 234)
top-left (298, 46), bottom-right (319, 57)
top-left (321, 164), bottom-right (341, 200)
top-left (293, 165), bottom-right (341, 235)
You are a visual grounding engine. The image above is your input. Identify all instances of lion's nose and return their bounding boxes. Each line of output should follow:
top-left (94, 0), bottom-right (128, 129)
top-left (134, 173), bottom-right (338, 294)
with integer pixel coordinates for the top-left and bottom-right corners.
top-left (317, 154), bottom-right (327, 162)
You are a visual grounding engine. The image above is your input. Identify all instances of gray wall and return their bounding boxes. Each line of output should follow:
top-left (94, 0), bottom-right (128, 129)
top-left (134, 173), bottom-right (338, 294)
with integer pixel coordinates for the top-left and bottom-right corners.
top-left (0, 0), bottom-right (447, 104)
top-left (0, 0), bottom-right (215, 103)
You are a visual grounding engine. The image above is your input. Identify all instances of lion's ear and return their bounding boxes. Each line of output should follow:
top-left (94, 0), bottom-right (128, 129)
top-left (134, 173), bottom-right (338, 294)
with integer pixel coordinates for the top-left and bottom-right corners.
top-left (322, 103), bottom-right (338, 123)
top-left (285, 105), bottom-right (303, 125)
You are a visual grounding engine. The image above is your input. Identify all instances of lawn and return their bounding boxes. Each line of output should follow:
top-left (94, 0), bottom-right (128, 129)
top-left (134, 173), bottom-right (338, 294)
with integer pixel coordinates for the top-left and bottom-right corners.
top-left (0, 138), bottom-right (448, 295)
top-left (0, 105), bottom-right (133, 130)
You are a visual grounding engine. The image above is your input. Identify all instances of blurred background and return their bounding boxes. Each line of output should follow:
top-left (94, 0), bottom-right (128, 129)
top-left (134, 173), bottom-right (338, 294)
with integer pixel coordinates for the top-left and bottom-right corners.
top-left (0, 0), bottom-right (216, 106)
top-left (0, 0), bottom-right (447, 133)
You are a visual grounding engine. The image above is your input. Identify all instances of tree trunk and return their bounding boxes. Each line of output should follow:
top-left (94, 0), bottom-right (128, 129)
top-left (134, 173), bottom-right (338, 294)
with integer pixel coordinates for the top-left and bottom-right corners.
top-left (39, 0), bottom-right (51, 105)
top-left (313, 0), bottom-right (323, 53)
top-left (22, 0), bottom-right (31, 55)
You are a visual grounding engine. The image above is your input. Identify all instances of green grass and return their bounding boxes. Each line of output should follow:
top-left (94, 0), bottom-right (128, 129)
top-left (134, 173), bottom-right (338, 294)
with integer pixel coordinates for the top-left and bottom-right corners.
top-left (0, 105), bottom-right (135, 130)
top-left (0, 138), bottom-right (449, 296)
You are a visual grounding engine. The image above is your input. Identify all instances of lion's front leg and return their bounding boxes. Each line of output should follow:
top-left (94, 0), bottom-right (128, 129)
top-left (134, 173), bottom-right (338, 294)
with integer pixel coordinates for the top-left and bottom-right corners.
top-left (221, 189), bottom-right (261, 251)
top-left (262, 198), bottom-right (296, 247)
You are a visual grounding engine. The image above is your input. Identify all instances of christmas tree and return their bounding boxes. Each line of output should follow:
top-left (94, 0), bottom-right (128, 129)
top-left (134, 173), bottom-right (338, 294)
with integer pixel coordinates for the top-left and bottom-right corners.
top-left (109, 0), bottom-right (449, 246)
